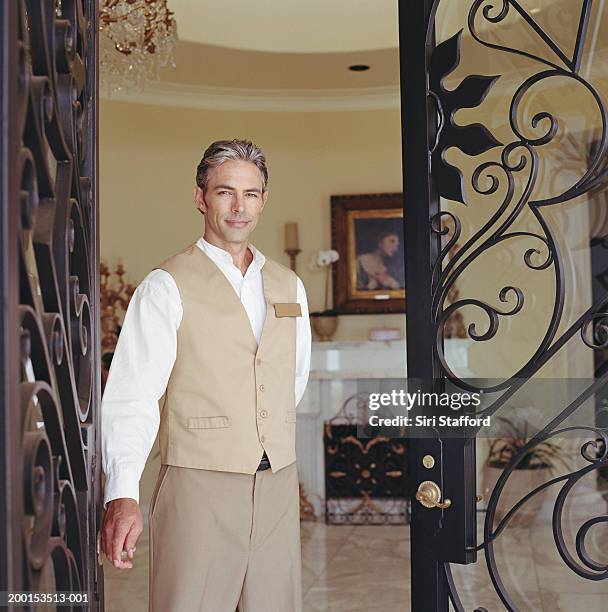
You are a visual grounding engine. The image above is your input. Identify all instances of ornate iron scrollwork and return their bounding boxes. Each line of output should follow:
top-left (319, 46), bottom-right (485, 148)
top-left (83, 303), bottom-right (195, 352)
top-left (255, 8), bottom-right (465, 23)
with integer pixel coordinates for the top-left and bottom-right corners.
top-left (4, 0), bottom-right (101, 603)
top-left (425, 1), bottom-right (608, 609)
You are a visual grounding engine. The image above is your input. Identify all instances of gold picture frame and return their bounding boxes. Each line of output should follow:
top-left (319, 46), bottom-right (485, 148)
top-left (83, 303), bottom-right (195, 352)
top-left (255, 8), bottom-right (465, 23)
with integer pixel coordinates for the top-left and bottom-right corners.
top-left (331, 193), bottom-right (405, 314)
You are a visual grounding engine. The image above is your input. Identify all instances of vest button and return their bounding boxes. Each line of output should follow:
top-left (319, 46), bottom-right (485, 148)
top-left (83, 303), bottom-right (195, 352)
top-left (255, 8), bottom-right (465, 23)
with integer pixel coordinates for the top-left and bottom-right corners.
top-left (259, 384), bottom-right (265, 392)
top-left (259, 409), bottom-right (268, 418)
top-left (260, 435), bottom-right (265, 443)
top-left (256, 358), bottom-right (262, 365)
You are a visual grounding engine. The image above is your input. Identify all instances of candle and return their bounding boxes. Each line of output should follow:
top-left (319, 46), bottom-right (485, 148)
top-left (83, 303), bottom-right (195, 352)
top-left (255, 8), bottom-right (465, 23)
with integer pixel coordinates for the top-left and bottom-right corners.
top-left (284, 222), bottom-right (299, 250)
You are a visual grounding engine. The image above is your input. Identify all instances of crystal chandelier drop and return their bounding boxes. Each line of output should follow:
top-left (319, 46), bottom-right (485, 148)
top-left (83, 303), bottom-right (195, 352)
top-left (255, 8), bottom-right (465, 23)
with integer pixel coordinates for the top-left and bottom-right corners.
top-left (99, 0), bottom-right (177, 94)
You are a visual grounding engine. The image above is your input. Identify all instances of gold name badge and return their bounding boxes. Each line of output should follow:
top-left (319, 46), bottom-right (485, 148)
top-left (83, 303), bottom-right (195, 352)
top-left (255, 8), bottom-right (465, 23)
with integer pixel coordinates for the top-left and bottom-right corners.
top-left (274, 303), bottom-right (302, 317)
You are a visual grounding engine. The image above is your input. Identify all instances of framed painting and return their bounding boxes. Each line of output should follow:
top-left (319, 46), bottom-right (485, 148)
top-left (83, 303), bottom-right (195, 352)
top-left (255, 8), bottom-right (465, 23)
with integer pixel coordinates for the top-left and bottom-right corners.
top-left (331, 193), bottom-right (405, 314)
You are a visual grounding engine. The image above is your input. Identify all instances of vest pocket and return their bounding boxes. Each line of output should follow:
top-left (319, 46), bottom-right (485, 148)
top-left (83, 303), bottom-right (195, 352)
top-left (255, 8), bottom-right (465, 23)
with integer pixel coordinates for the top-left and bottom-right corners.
top-left (285, 410), bottom-right (297, 423)
top-left (187, 415), bottom-right (230, 429)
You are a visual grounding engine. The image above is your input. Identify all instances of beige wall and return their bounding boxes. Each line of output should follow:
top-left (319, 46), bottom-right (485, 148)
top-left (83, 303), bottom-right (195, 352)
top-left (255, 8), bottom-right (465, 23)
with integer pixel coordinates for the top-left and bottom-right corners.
top-left (100, 95), bottom-right (597, 376)
top-left (100, 100), bottom-right (405, 340)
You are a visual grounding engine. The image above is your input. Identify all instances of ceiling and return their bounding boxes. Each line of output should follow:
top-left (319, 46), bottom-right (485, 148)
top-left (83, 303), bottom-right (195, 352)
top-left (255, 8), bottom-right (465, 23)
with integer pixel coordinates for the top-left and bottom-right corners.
top-left (107, 1), bottom-right (401, 110)
top-left (149, 1), bottom-right (402, 98)
top-left (107, 0), bottom-right (608, 113)
top-left (169, 0), bottom-right (400, 53)
top-left (159, 41), bottom-right (399, 90)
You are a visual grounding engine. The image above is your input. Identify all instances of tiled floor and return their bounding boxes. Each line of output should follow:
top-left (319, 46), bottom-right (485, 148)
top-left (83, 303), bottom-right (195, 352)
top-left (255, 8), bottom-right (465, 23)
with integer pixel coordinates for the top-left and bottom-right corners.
top-left (103, 516), bottom-right (608, 611)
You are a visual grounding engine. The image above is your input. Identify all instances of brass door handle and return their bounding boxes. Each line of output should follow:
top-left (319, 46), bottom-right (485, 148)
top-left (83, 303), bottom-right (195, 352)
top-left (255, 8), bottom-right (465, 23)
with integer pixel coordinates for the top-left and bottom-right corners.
top-left (415, 480), bottom-right (451, 509)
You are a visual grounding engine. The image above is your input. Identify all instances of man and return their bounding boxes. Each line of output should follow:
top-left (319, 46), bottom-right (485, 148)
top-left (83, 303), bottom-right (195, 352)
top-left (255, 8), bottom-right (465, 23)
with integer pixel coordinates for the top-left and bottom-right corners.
top-left (356, 230), bottom-right (403, 290)
top-left (101, 139), bottom-right (311, 611)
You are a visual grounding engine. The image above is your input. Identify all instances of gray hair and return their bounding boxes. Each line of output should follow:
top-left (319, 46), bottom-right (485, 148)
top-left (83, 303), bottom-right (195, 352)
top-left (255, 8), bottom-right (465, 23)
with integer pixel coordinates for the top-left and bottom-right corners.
top-left (195, 139), bottom-right (269, 191)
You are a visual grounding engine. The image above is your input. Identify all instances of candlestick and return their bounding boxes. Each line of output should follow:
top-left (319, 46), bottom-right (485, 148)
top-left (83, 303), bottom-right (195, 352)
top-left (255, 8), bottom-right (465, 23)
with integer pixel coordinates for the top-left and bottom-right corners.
top-left (284, 222), bottom-right (299, 250)
top-left (285, 248), bottom-right (301, 272)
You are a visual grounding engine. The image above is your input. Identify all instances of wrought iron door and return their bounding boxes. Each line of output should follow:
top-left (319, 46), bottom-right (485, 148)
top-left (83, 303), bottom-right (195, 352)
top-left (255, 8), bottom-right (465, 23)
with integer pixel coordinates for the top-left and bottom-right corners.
top-left (1, 0), bottom-right (102, 606)
top-left (400, 0), bottom-right (608, 609)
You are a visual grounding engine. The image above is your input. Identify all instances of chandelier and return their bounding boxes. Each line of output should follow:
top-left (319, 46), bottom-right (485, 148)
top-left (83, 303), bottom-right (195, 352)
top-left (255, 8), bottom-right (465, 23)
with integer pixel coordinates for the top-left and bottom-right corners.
top-left (99, 0), bottom-right (177, 94)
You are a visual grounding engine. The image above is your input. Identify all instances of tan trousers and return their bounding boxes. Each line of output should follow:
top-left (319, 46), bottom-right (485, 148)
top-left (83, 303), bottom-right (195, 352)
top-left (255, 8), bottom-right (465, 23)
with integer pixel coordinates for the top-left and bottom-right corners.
top-left (148, 462), bottom-right (302, 612)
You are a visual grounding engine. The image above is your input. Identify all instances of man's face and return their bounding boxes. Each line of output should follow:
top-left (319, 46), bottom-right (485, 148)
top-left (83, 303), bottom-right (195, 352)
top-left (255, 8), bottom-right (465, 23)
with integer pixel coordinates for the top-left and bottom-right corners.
top-left (194, 160), bottom-right (268, 246)
top-left (379, 234), bottom-right (399, 257)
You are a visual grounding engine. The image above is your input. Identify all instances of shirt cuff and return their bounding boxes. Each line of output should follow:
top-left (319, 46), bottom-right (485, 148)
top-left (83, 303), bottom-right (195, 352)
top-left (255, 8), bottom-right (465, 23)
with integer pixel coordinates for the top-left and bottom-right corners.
top-left (103, 467), bottom-right (141, 509)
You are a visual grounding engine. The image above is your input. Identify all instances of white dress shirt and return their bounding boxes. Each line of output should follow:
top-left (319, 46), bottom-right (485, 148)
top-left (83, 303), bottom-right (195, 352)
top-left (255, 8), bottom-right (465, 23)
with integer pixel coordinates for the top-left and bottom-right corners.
top-left (101, 237), bottom-right (312, 507)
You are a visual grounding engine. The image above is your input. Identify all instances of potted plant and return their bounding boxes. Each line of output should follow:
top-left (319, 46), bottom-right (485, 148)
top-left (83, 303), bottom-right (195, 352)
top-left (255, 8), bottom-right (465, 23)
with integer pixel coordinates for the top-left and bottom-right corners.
top-left (481, 415), bottom-right (567, 527)
top-left (309, 249), bottom-right (340, 341)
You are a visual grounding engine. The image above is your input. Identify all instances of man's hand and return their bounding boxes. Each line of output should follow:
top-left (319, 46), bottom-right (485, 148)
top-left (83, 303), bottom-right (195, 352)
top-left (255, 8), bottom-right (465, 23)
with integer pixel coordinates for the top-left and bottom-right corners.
top-left (101, 498), bottom-right (143, 569)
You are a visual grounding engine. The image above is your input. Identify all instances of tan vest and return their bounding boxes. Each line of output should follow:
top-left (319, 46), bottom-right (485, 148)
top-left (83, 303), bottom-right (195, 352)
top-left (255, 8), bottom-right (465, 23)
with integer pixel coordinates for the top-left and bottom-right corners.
top-left (156, 243), bottom-right (298, 473)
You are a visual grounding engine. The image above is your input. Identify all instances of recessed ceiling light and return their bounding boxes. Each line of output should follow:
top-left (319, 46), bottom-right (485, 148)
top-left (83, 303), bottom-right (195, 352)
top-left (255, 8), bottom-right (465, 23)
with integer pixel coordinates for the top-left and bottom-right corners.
top-left (349, 64), bottom-right (370, 72)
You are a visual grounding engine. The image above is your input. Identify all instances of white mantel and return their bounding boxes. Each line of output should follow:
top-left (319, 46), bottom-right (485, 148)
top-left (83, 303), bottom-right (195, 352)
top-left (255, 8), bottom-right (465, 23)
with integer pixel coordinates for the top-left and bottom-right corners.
top-left (296, 339), bottom-right (475, 517)
top-left (308, 338), bottom-right (475, 380)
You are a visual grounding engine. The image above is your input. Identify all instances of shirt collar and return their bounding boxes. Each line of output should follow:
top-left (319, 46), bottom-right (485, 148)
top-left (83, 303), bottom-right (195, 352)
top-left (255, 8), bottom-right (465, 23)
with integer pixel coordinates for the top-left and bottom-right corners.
top-left (197, 236), bottom-right (266, 270)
